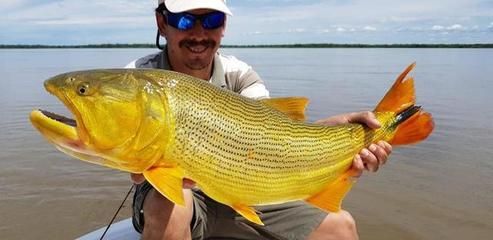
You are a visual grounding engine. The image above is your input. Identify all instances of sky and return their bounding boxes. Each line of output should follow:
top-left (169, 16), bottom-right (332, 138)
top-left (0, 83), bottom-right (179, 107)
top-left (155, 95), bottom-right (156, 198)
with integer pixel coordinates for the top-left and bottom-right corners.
top-left (1, 0), bottom-right (492, 45)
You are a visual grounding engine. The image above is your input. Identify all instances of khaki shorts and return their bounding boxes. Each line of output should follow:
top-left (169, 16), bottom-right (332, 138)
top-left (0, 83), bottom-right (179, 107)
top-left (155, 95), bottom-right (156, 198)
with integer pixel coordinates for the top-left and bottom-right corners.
top-left (132, 182), bottom-right (327, 240)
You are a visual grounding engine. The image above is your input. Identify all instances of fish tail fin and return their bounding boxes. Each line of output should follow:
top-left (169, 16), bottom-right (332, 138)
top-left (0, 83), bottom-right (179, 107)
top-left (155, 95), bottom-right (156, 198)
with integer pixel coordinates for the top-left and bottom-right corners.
top-left (374, 63), bottom-right (434, 145)
top-left (374, 62), bottom-right (416, 113)
top-left (390, 107), bottom-right (434, 145)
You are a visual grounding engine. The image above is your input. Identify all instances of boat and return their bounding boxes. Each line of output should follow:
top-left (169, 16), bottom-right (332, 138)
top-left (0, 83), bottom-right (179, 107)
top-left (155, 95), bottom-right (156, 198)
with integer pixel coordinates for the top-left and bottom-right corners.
top-left (77, 218), bottom-right (140, 240)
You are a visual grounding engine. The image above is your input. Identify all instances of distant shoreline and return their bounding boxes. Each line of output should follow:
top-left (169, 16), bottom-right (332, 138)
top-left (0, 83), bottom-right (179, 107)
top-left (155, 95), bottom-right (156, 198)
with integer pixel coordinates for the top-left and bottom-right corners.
top-left (1, 43), bottom-right (493, 49)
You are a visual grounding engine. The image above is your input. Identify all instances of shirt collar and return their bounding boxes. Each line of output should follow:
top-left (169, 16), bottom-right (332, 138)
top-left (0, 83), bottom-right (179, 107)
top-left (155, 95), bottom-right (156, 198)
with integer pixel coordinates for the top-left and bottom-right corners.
top-left (210, 53), bottom-right (227, 88)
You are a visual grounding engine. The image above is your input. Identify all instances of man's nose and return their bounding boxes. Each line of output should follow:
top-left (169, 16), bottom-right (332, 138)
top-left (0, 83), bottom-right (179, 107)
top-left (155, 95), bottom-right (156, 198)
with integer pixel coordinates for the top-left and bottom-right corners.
top-left (189, 20), bottom-right (207, 36)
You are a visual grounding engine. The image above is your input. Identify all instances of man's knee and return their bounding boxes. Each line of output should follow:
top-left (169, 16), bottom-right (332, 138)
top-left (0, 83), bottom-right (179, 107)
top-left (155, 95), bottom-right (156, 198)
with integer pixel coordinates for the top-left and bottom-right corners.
top-left (332, 211), bottom-right (357, 235)
top-left (307, 210), bottom-right (358, 240)
top-left (141, 189), bottom-right (194, 240)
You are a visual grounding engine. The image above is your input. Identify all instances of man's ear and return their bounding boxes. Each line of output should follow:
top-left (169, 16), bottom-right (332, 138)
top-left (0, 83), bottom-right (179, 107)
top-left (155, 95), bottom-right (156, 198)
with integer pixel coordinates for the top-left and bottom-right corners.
top-left (155, 12), bottom-right (167, 37)
top-left (221, 18), bottom-right (227, 37)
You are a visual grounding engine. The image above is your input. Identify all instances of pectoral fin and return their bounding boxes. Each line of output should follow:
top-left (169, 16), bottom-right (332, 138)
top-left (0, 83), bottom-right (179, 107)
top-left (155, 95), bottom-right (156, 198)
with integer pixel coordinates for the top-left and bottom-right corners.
top-left (232, 204), bottom-right (264, 226)
top-left (305, 169), bottom-right (357, 212)
top-left (143, 166), bottom-right (185, 206)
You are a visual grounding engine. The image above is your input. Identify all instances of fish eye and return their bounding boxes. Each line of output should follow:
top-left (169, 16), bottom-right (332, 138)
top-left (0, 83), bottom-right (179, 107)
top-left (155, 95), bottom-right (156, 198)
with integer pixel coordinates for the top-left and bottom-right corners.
top-left (77, 83), bottom-right (90, 96)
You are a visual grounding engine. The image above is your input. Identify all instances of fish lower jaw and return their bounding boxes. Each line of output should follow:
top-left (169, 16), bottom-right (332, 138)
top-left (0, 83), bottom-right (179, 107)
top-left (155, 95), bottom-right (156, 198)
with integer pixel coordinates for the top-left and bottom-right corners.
top-left (30, 109), bottom-right (79, 144)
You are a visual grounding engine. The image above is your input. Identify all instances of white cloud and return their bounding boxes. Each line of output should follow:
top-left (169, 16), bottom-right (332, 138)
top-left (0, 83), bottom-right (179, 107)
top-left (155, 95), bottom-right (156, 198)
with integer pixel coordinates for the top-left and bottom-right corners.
top-left (432, 24), bottom-right (466, 31)
top-left (432, 25), bottom-right (445, 31)
top-left (2, 0), bottom-right (493, 44)
top-left (336, 27), bottom-right (346, 32)
top-left (363, 26), bottom-right (377, 31)
top-left (446, 24), bottom-right (464, 30)
top-left (288, 28), bottom-right (306, 33)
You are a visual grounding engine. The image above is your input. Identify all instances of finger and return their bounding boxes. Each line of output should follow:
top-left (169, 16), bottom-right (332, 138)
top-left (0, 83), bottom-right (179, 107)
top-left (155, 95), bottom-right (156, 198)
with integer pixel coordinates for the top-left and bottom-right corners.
top-left (380, 141), bottom-right (393, 154)
top-left (360, 148), bottom-right (379, 172)
top-left (378, 141), bottom-right (393, 165)
top-left (353, 154), bottom-right (365, 171)
top-left (369, 143), bottom-right (389, 166)
top-left (130, 173), bottom-right (145, 184)
top-left (349, 111), bottom-right (381, 129)
top-left (351, 154), bottom-right (364, 178)
top-left (182, 178), bottom-right (196, 189)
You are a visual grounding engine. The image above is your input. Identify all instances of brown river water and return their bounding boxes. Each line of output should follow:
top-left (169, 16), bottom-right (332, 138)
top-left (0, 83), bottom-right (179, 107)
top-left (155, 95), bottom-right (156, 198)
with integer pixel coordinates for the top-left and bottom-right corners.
top-left (1, 48), bottom-right (492, 239)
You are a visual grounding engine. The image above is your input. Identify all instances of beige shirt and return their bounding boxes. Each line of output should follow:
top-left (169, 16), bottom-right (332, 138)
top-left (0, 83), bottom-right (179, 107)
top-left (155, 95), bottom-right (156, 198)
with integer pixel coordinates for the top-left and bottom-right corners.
top-left (126, 47), bottom-right (270, 99)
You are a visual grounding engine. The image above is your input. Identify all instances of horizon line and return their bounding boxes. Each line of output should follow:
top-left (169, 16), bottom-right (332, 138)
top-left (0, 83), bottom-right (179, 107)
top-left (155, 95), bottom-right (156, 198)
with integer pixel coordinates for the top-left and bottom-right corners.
top-left (1, 43), bottom-right (493, 49)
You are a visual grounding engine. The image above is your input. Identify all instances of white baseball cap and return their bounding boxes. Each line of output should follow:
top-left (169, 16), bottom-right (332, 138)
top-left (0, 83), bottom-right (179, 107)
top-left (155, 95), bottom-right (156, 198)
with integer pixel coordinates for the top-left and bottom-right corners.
top-left (158, 0), bottom-right (233, 15)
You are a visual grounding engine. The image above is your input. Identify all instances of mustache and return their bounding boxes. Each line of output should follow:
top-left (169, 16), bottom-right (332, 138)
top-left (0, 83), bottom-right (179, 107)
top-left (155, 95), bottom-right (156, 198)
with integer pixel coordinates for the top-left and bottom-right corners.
top-left (179, 39), bottom-right (216, 49)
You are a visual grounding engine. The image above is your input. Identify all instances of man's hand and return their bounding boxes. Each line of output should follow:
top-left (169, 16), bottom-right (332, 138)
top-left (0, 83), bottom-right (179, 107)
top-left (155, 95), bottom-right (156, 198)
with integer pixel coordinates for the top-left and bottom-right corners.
top-left (130, 173), bottom-right (196, 188)
top-left (315, 111), bottom-right (393, 177)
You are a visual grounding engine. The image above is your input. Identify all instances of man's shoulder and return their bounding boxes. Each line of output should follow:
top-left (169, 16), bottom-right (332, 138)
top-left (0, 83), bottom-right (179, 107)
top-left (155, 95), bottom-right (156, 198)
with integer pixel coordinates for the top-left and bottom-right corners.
top-left (216, 52), bottom-right (269, 99)
top-left (217, 53), bottom-right (252, 74)
top-left (125, 52), bottom-right (163, 69)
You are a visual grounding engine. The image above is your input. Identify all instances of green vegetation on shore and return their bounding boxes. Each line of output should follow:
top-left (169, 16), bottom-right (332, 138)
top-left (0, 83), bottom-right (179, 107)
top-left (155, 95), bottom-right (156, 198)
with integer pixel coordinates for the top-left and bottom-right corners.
top-left (1, 43), bottom-right (492, 49)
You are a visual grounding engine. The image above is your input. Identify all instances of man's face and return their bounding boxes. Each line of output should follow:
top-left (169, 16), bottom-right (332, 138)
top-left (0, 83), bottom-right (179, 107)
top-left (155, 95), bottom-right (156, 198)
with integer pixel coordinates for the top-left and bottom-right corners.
top-left (157, 9), bottom-right (225, 71)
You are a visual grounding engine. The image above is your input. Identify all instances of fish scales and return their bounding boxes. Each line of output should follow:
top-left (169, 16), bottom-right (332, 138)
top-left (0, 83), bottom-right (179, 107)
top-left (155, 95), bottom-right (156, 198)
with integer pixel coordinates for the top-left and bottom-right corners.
top-left (153, 72), bottom-right (364, 204)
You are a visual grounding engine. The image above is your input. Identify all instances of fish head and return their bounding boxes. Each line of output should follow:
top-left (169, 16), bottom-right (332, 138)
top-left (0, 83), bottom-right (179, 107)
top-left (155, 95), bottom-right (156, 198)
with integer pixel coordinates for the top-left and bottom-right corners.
top-left (30, 69), bottom-right (171, 172)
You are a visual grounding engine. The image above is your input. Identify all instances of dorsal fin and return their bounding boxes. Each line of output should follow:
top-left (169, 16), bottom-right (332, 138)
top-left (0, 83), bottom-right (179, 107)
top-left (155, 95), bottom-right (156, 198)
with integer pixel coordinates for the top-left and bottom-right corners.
top-left (260, 97), bottom-right (309, 121)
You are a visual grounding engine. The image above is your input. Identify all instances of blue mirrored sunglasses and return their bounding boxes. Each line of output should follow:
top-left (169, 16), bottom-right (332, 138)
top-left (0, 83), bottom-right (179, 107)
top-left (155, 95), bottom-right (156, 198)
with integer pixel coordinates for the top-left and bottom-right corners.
top-left (166, 11), bottom-right (225, 31)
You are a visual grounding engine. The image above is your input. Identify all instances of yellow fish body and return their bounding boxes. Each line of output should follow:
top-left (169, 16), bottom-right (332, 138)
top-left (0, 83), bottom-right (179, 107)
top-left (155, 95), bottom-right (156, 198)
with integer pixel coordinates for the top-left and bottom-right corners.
top-left (30, 63), bottom-right (434, 225)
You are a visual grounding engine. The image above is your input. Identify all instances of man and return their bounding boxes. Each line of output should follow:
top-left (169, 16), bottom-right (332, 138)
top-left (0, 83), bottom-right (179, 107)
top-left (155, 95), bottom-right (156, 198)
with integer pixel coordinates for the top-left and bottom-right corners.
top-left (128, 0), bottom-right (392, 239)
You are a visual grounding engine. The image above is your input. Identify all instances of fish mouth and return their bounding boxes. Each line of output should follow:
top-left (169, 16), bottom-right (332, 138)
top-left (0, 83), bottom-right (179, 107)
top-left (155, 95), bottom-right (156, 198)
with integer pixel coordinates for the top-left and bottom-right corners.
top-left (30, 108), bottom-right (109, 167)
top-left (39, 109), bottom-right (77, 127)
top-left (30, 108), bottom-right (80, 145)
top-left (31, 78), bottom-right (86, 145)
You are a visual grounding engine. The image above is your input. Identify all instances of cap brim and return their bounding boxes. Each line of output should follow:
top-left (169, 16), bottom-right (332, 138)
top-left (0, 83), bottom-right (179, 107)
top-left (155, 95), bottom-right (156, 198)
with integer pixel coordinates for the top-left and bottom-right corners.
top-left (165, 0), bottom-right (233, 15)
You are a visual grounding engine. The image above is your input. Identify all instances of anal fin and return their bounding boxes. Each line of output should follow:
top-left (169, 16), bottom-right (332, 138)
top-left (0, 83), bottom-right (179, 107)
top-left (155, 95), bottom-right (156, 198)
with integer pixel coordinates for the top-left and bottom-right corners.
top-left (232, 204), bottom-right (264, 226)
top-left (305, 169), bottom-right (357, 212)
top-left (143, 166), bottom-right (185, 206)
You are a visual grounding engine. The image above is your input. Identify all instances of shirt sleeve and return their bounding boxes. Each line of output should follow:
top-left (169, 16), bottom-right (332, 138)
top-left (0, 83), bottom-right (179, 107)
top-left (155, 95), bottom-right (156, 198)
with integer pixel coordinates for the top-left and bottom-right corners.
top-left (124, 60), bottom-right (137, 69)
top-left (124, 52), bottom-right (163, 69)
top-left (222, 55), bottom-right (270, 99)
top-left (240, 82), bottom-right (270, 99)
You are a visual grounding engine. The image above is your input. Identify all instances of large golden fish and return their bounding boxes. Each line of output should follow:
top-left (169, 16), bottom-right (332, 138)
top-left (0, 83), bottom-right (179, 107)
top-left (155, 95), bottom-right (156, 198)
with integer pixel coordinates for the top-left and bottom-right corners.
top-left (30, 63), bottom-right (433, 225)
